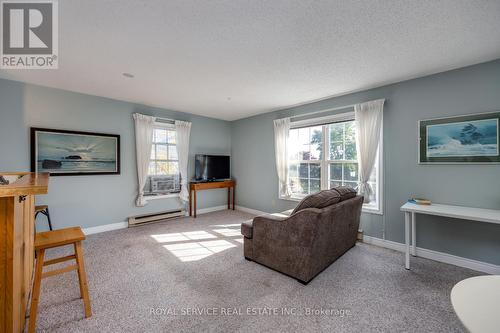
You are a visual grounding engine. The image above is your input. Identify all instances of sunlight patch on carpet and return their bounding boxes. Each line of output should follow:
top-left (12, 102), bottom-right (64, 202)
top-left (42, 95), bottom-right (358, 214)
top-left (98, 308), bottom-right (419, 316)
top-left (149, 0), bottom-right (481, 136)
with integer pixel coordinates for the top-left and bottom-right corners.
top-left (151, 231), bottom-right (217, 243)
top-left (163, 240), bottom-right (236, 262)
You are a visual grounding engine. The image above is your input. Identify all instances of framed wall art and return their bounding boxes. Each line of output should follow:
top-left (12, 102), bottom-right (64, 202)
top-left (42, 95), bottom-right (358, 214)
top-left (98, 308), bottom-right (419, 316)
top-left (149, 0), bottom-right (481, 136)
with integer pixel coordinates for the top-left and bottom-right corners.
top-left (31, 128), bottom-right (120, 175)
top-left (418, 111), bottom-right (500, 164)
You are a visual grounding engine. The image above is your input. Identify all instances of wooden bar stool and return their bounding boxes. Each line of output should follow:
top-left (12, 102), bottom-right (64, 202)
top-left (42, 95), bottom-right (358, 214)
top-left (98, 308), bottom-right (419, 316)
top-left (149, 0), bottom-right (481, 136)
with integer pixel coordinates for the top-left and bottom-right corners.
top-left (28, 227), bottom-right (91, 333)
top-left (35, 204), bottom-right (53, 230)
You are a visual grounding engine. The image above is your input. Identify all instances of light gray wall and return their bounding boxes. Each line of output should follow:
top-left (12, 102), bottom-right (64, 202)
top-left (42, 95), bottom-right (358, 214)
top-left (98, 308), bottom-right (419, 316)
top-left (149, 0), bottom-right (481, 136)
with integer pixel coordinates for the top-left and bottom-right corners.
top-left (231, 59), bottom-right (500, 265)
top-left (0, 80), bottom-right (231, 230)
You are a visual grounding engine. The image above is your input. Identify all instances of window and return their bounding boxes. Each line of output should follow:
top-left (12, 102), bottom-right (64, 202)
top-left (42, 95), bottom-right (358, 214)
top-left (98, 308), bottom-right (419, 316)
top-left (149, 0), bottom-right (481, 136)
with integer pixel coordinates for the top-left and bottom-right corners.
top-left (144, 125), bottom-right (180, 195)
top-left (285, 114), bottom-right (382, 214)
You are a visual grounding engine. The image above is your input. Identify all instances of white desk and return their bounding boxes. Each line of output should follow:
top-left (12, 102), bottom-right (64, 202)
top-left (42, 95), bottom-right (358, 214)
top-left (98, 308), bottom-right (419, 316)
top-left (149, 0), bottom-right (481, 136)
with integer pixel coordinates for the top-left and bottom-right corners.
top-left (451, 275), bottom-right (500, 333)
top-left (400, 202), bottom-right (500, 269)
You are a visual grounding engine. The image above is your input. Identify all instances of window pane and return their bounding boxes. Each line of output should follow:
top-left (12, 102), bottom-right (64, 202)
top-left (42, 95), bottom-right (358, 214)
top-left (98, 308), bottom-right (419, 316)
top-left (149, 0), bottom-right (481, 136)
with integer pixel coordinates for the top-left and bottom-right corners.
top-left (298, 128), bottom-right (309, 145)
top-left (298, 127), bottom-right (309, 160)
top-left (329, 163), bottom-right (342, 180)
top-left (310, 164), bottom-right (321, 179)
top-left (369, 165), bottom-right (377, 182)
top-left (345, 141), bottom-right (357, 160)
top-left (167, 130), bottom-right (176, 144)
top-left (329, 123), bottom-right (343, 142)
top-left (154, 129), bottom-right (167, 143)
top-left (156, 144), bottom-right (168, 160)
top-left (167, 162), bottom-right (179, 175)
top-left (343, 163), bottom-right (358, 181)
top-left (330, 142), bottom-right (344, 160)
top-left (310, 126), bottom-right (322, 160)
top-left (344, 181), bottom-right (358, 190)
top-left (345, 121), bottom-right (356, 142)
top-left (299, 179), bottom-right (309, 195)
top-left (298, 163), bottom-right (308, 178)
top-left (168, 145), bottom-right (178, 160)
top-left (367, 182), bottom-right (377, 204)
top-left (150, 145), bottom-right (156, 160)
top-left (288, 129), bottom-right (299, 161)
top-left (289, 163), bottom-right (298, 177)
top-left (310, 179), bottom-right (320, 193)
top-left (330, 180), bottom-right (342, 188)
top-left (290, 177), bottom-right (300, 193)
top-left (148, 162), bottom-right (156, 175)
top-left (156, 162), bottom-right (168, 175)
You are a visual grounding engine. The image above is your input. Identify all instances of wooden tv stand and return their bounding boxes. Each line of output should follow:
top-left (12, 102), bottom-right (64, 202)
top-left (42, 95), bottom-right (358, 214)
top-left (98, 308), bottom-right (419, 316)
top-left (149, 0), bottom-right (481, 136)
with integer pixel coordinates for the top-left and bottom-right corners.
top-left (189, 180), bottom-right (235, 218)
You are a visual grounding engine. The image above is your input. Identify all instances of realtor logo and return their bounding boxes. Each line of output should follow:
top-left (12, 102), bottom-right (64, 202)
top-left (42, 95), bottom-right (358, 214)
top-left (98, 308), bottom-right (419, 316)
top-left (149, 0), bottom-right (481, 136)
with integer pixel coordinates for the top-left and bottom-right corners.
top-left (1, 0), bottom-right (58, 69)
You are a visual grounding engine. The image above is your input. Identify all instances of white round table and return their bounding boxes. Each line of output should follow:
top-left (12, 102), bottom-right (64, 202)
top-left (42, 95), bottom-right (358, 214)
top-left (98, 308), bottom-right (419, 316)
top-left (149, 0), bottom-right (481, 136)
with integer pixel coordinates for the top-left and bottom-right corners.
top-left (451, 275), bottom-right (500, 333)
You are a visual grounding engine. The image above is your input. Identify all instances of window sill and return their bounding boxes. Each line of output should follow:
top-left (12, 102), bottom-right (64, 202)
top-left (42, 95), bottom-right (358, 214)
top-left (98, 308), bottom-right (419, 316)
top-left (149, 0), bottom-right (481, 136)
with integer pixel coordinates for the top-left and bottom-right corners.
top-left (279, 195), bottom-right (383, 215)
top-left (144, 193), bottom-right (180, 201)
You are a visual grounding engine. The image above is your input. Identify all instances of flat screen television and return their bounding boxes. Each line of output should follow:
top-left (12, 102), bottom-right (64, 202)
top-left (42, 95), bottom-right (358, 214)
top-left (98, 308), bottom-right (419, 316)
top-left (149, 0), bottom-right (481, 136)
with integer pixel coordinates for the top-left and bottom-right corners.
top-left (195, 155), bottom-right (230, 181)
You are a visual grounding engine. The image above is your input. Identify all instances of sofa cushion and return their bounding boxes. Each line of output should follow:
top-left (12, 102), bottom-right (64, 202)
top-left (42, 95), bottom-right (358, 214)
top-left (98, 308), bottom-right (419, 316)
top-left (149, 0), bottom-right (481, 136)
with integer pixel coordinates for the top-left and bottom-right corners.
top-left (241, 220), bottom-right (253, 238)
top-left (292, 189), bottom-right (341, 214)
top-left (332, 186), bottom-right (357, 201)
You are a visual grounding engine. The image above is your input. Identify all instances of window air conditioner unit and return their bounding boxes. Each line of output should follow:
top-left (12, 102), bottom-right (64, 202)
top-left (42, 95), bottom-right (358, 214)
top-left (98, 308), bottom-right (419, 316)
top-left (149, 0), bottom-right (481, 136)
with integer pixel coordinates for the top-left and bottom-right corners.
top-left (150, 175), bottom-right (180, 193)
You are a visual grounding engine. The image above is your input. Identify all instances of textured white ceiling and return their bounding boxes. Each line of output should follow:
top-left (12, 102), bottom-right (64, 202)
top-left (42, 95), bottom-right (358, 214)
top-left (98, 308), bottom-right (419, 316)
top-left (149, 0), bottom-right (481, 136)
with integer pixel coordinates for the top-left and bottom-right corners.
top-left (1, 0), bottom-right (500, 121)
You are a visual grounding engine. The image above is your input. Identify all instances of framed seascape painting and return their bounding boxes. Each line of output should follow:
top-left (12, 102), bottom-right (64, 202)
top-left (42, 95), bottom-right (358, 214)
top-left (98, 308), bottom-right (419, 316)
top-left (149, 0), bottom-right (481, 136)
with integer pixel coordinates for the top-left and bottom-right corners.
top-left (418, 111), bottom-right (500, 164)
top-left (31, 128), bottom-right (120, 175)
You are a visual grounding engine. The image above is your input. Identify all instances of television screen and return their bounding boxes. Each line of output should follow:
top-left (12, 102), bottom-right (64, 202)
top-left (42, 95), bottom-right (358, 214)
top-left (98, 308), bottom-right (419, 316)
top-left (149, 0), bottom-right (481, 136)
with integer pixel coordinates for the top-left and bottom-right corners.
top-left (195, 155), bottom-right (230, 181)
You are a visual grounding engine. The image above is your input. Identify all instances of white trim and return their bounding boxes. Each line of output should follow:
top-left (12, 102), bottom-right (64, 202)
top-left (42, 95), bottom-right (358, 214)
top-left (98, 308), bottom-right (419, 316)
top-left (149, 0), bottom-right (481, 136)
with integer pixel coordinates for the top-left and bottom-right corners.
top-left (373, 110), bottom-right (384, 214)
top-left (235, 205), bottom-right (268, 216)
top-left (154, 120), bottom-right (175, 129)
top-left (82, 205), bottom-right (228, 235)
top-left (80, 206), bottom-right (268, 236)
top-left (144, 193), bottom-right (180, 201)
top-left (284, 111), bottom-right (384, 215)
top-left (83, 222), bottom-right (128, 235)
top-left (291, 111), bottom-right (355, 128)
top-left (362, 235), bottom-right (500, 275)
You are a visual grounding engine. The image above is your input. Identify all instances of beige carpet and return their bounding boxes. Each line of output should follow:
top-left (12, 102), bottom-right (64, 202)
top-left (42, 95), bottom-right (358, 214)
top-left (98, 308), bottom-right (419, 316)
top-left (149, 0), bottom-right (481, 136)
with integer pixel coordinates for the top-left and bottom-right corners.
top-left (30, 210), bottom-right (476, 332)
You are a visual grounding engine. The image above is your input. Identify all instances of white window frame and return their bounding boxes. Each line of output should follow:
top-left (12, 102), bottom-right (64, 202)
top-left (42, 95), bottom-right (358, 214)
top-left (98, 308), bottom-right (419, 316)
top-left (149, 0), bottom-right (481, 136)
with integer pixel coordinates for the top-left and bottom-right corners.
top-left (280, 112), bottom-right (384, 215)
top-left (144, 121), bottom-right (181, 198)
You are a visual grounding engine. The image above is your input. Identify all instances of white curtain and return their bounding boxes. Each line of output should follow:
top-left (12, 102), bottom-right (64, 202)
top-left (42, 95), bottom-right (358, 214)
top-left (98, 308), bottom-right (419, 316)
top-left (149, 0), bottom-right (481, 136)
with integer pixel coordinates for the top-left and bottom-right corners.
top-left (133, 113), bottom-right (156, 206)
top-left (273, 118), bottom-right (291, 197)
top-left (175, 120), bottom-right (192, 203)
top-left (354, 99), bottom-right (384, 203)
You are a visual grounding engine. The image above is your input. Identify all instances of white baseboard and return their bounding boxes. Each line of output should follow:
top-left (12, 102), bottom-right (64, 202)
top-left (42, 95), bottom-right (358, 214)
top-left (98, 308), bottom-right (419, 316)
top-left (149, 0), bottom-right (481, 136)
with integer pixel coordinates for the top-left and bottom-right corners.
top-left (83, 222), bottom-right (128, 235)
top-left (235, 205), bottom-right (268, 216)
top-left (363, 235), bottom-right (500, 275)
top-left (82, 205), bottom-right (265, 236)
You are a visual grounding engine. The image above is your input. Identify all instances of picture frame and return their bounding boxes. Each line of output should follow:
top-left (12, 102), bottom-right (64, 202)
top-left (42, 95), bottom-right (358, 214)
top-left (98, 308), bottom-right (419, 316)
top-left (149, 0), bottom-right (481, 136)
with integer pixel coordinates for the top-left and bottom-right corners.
top-left (418, 111), bottom-right (500, 164)
top-left (31, 127), bottom-right (121, 176)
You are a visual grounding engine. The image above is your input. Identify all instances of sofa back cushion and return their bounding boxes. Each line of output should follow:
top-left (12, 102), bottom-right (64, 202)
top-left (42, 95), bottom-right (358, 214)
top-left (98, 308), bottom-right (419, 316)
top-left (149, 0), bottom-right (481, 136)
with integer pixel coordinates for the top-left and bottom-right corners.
top-left (292, 189), bottom-right (341, 215)
top-left (333, 186), bottom-right (357, 201)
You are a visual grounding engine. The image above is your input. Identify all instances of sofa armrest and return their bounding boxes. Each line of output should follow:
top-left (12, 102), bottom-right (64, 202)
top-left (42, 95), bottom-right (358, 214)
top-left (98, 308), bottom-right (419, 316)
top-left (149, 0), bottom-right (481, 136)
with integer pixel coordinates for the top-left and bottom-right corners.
top-left (253, 207), bottom-right (323, 249)
top-left (251, 207), bottom-right (323, 282)
top-left (253, 213), bottom-right (287, 224)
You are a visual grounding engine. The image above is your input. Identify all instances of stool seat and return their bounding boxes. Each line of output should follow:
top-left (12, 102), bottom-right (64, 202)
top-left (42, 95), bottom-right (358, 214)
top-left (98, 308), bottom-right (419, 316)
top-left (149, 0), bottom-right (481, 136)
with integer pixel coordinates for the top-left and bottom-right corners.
top-left (35, 226), bottom-right (85, 250)
top-left (35, 204), bottom-right (48, 213)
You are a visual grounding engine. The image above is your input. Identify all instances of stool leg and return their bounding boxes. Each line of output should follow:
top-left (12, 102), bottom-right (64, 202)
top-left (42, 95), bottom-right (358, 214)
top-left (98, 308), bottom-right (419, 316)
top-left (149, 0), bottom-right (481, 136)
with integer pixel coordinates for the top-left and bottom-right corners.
top-left (74, 241), bottom-right (92, 318)
top-left (44, 208), bottom-right (53, 231)
top-left (29, 249), bottom-right (45, 333)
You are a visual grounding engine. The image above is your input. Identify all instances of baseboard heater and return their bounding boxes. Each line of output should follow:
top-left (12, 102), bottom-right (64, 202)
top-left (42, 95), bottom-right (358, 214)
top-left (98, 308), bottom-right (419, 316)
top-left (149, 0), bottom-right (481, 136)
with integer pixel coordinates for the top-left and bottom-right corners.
top-left (128, 209), bottom-right (185, 227)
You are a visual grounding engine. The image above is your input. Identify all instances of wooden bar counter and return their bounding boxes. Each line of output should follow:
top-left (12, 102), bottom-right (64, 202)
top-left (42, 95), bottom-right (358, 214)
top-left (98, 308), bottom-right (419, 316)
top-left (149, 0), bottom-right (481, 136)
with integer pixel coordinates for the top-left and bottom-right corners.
top-left (0, 172), bottom-right (49, 333)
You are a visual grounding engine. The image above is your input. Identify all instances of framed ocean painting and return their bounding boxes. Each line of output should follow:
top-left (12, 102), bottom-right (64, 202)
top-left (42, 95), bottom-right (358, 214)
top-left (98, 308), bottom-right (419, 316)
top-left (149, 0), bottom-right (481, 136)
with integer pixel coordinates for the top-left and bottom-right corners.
top-left (418, 111), bottom-right (500, 164)
top-left (31, 128), bottom-right (120, 175)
